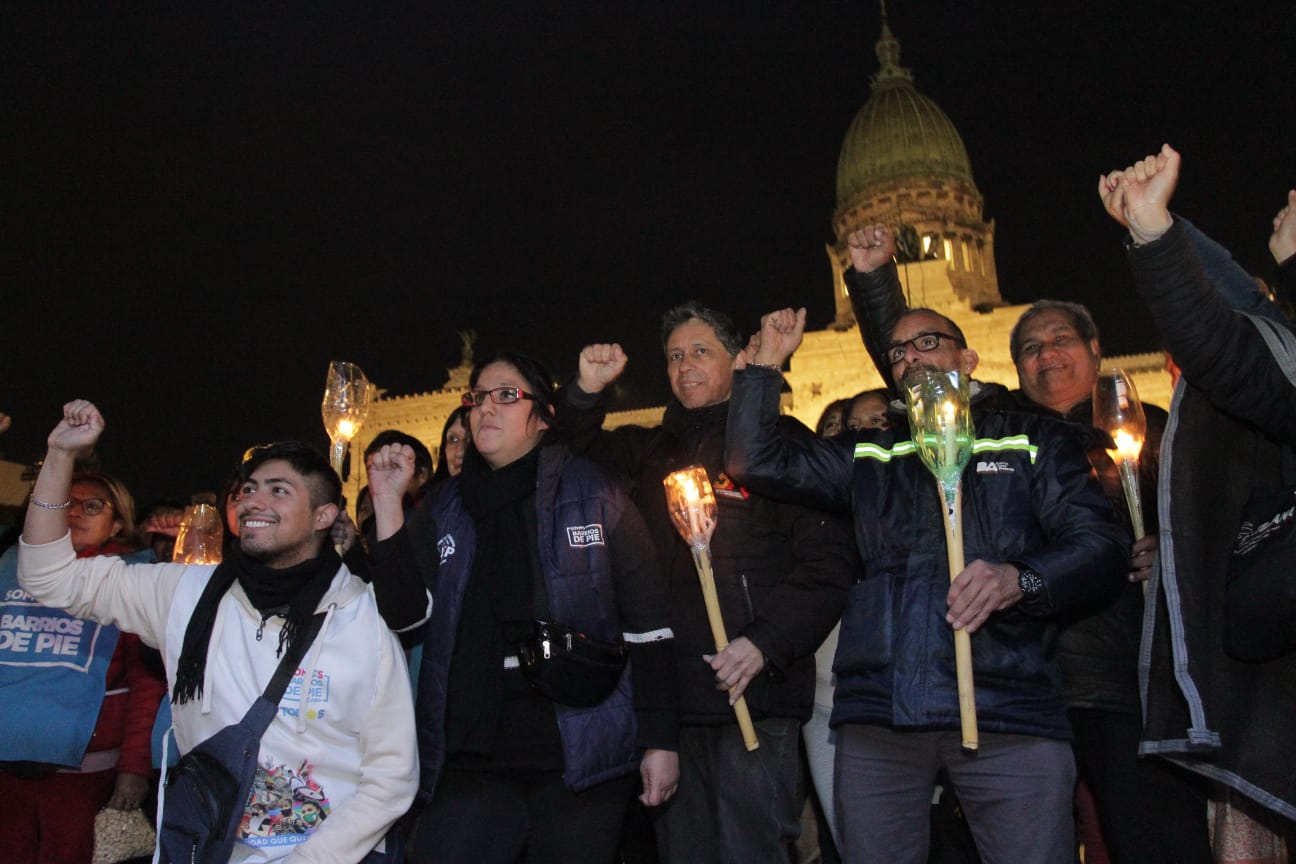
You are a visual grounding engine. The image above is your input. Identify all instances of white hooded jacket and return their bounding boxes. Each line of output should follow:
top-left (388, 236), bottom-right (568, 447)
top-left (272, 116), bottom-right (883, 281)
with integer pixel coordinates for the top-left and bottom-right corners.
top-left (19, 532), bottom-right (417, 864)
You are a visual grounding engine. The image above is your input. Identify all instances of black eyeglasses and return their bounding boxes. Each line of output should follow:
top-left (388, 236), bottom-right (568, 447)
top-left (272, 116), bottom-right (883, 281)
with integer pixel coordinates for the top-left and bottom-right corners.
top-left (886, 332), bottom-right (965, 364)
top-left (69, 496), bottom-right (112, 516)
top-left (462, 386), bottom-right (536, 407)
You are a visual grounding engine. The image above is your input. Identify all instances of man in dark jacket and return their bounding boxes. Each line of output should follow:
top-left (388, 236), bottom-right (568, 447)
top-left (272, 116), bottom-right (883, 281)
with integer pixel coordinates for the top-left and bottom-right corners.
top-left (1100, 143), bottom-right (1296, 831)
top-left (727, 291), bottom-right (1129, 864)
top-left (1008, 299), bottom-right (1210, 863)
top-left (562, 301), bottom-right (856, 864)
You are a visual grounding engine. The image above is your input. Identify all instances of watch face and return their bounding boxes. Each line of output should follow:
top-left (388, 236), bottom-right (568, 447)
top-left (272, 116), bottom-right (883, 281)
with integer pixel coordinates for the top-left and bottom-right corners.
top-left (1019, 569), bottom-right (1045, 597)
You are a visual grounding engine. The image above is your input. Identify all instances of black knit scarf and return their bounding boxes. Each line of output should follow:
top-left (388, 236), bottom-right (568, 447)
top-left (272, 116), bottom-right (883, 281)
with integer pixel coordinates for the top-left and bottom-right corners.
top-left (171, 546), bottom-right (341, 705)
top-left (444, 445), bottom-right (539, 753)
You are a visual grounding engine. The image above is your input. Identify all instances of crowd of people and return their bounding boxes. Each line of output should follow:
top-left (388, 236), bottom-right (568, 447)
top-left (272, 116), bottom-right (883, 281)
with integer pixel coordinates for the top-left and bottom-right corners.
top-left (1, 143), bottom-right (1294, 864)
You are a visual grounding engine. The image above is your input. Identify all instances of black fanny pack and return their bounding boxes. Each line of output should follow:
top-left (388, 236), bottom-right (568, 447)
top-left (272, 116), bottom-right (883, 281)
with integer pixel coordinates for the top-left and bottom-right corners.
top-left (518, 620), bottom-right (628, 708)
top-left (1225, 484), bottom-right (1296, 662)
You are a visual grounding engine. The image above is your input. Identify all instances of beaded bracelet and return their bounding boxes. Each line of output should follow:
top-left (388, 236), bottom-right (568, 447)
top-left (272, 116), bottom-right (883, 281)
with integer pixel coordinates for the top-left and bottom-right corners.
top-left (31, 497), bottom-right (72, 510)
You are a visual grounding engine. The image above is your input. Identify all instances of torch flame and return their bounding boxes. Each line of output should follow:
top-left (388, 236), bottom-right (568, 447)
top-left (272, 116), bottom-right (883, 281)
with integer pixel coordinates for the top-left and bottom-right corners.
top-left (1110, 428), bottom-right (1144, 462)
top-left (663, 466), bottom-right (717, 549)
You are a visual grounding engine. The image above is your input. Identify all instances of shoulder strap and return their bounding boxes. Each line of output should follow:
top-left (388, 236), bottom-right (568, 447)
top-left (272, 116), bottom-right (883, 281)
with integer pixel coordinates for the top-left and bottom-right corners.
top-left (234, 610), bottom-right (328, 740)
top-left (1247, 314), bottom-right (1296, 484)
top-left (1248, 314), bottom-right (1296, 386)
top-left (261, 611), bottom-right (327, 705)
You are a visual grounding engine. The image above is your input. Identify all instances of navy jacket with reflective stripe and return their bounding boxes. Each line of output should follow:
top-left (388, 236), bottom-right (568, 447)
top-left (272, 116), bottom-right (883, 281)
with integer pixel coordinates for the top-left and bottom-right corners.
top-left (727, 370), bottom-right (1130, 740)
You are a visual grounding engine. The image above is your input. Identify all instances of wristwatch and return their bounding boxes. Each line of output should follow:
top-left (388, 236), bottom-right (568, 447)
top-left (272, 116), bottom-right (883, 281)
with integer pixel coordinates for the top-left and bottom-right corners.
top-left (1017, 566), bottom-right (1046, 602)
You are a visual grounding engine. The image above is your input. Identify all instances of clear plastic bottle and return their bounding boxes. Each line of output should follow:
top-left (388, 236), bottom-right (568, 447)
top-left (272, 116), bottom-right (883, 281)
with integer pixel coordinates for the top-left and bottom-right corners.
top-left (173, 501), bottom-right (223, 564)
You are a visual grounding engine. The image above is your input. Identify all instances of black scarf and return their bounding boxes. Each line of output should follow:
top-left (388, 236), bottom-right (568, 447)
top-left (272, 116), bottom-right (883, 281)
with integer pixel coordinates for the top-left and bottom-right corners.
top-left (445, 445), bottom-right (540, 753)
top-left (171, 545), bottom-right (341, 705)
top-left (661, 399), bottom-right (729, 460)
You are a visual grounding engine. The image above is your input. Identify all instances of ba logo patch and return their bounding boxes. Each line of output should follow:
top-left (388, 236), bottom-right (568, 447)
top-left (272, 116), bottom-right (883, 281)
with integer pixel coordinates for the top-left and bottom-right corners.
top-left (976, 461), bottom-right (1013, 474)
top-left (566, 524), bottom-right (606, 547)
top-left (437, 533), bottom-right (456, 564)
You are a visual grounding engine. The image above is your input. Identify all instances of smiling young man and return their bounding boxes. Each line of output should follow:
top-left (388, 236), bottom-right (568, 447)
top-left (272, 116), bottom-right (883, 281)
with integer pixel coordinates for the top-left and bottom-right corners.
top-left (558, 302), bottom-right (855, 863)
top-left (725, 225), bottom-right (1130, 864)
top-left (18, 400), bottom-right (417, 863)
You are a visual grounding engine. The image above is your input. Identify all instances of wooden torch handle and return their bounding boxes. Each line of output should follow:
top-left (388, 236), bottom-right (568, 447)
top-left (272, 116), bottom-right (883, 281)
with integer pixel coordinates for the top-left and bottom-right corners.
top-left (692, 547), bottom-right (760, 751)
top-left (942, 483), bottom-right (979, 750)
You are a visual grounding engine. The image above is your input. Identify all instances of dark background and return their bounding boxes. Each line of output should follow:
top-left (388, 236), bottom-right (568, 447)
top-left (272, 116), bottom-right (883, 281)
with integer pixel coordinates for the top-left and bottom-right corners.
top-left (3, 1), bottom-right (1293, 506)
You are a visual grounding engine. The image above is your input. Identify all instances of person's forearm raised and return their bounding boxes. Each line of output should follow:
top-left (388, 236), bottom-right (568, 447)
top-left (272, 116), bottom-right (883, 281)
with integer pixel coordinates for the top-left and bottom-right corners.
top-left (25, 399), bottom-right (103, 546)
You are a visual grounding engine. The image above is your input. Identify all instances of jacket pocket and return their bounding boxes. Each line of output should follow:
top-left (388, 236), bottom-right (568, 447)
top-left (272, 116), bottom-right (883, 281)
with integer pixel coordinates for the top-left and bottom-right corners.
top-left (833, 577), bottom-right (893, 673)
top-left (739, 574), bottom-right (756, 622)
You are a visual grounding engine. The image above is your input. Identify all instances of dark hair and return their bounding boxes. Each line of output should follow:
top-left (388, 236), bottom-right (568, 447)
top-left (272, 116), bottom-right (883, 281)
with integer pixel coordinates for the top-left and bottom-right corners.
top-left (355, 484), bottom-right (374, 538)
top-left (852, 388), bottom-right (890, 408)
top-left (661, 301), bottom-right (744, 357)
top-left (815, 398), bottom-right (853, 437)
top-left (240, 441), bottom-right (341, 508)
top-left (220, 466), bottom-right (243, 527)
top-left (469, 351), bottom-right (558, 429)
top-left (890, 307), bottom-right (968, 348)
top-left (365, 429), bottom-right (433, 478)
top-left (433, 405), bottom-right (472, 482)
top-left (1009, 300), bottom-right (1100, 365)
top-left (848, 388), bottom-right (892, 431)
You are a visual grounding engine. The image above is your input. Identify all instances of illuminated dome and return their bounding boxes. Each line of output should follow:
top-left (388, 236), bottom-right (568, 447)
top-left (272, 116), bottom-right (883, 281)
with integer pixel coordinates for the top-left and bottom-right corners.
top-left (835, 18), bottom-right (973, 208)
top-left (826, 10), bottom-right (1001, 328)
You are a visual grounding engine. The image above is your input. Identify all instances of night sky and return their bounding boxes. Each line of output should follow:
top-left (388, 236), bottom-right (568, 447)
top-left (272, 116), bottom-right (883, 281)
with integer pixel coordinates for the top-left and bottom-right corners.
top-left (3, 2), bottom-right (1294, 507)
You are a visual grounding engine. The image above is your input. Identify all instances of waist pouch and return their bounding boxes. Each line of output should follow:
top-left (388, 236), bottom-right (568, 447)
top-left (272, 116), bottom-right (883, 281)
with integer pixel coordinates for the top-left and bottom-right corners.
top-left (158, 697), bottom-right (275, 864)
top-left (518, 620), bottom-right (628, 708)
top-left (1225, 484), bottom-right (1296, 662)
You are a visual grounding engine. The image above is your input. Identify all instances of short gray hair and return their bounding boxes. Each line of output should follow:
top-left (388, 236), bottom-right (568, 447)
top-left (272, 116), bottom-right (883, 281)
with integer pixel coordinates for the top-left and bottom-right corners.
top-left (1010, 300), bottom-right (1100, 365)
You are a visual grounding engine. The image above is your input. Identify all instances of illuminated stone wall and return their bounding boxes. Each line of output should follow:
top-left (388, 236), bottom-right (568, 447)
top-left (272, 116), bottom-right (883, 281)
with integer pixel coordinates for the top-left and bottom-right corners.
top-left (782, 258), bottom-right (1170, 432)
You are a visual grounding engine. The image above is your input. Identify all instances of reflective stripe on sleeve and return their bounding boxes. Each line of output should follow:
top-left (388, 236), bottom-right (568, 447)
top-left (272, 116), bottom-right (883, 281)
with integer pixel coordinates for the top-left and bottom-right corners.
top-left (854, 434), bottom-right (1037, 464)
top-left (623, 627), bottom-right (674, 643)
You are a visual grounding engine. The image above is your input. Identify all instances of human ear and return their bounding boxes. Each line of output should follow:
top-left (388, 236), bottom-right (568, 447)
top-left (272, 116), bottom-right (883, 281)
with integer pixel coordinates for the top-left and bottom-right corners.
top-left (314, 503), bottom-right (340, 531)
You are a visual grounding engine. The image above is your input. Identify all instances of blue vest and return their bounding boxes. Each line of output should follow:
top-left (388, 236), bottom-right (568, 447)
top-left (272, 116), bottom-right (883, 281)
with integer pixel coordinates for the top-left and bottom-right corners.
top-left (0, 545), bottom-right (120, 766)
top-left (415, 446), bottom-right (638, 795)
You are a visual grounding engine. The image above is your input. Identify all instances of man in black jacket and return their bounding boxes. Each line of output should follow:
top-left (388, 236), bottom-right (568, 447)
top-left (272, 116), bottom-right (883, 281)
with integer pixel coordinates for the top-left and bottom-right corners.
top-left (562, 301), bottom-right (855, 864)
top-left (727, 289), bottom-right (1129, 864)
top-left (1008, 299), bottom-right (1210, 863)
top-left (1100, 143), bottom-right (1296, 832)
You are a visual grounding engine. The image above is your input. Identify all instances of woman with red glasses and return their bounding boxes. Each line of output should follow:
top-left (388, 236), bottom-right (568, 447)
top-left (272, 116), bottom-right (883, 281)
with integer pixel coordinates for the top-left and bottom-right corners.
top-left (0, 471), bottom-right (167, 864)
top-left (369, 351), bottom-right (680, 863)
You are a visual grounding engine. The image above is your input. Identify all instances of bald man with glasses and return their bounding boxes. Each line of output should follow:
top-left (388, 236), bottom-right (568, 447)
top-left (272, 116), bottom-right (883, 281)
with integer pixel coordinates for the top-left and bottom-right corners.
top-left (725, 224), bottom-right (1130, 864)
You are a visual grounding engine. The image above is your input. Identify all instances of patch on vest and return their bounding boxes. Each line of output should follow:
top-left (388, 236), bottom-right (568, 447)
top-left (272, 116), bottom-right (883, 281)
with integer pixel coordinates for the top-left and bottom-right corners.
top-left (566, 524), bottom-right (606, 547)
top-left (713, 471), bottom-right (750, 500)
top-left (976, 461), bottom-right (1014, 474)
top-left (437, 533), bottom-right (456, 564)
